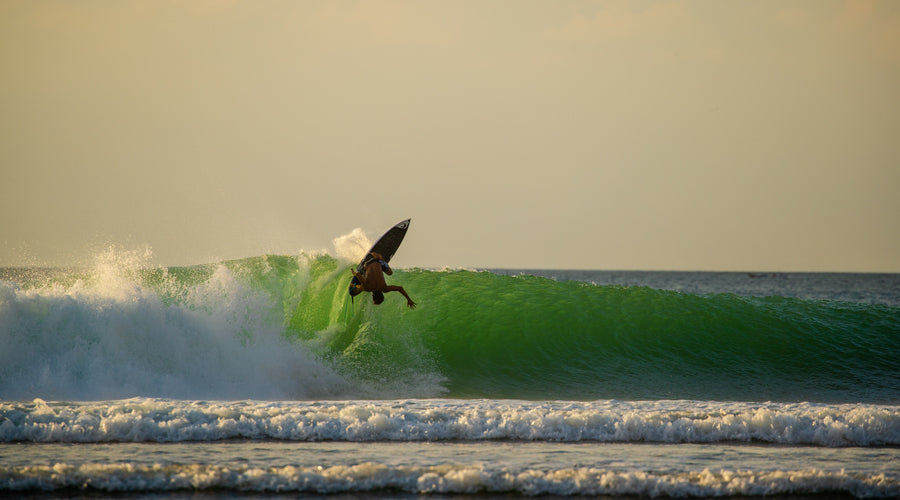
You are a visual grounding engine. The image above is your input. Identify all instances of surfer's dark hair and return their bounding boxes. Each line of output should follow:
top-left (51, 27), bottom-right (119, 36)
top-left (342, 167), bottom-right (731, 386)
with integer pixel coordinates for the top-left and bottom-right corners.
top-left (372, 291), bottom-right (385, 305)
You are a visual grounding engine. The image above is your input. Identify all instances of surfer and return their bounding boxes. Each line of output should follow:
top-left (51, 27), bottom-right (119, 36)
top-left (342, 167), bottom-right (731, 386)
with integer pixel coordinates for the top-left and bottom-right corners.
top-left (351, 252), bottom-right (416, 309)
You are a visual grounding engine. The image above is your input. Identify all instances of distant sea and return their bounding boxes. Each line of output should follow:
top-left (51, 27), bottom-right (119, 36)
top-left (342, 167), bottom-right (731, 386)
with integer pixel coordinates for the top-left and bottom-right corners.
top-left (2, 256), bottom-right (898, 498)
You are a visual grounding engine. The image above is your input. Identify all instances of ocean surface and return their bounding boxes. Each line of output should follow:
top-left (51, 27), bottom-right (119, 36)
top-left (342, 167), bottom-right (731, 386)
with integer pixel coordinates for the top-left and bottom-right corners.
top-left (1, 248), bottom-right (899, 498)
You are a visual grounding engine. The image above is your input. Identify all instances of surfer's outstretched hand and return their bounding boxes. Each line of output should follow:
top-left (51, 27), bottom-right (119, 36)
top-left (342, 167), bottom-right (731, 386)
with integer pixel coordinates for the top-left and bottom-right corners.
top-left (407, 299), bottom-right (417, 309)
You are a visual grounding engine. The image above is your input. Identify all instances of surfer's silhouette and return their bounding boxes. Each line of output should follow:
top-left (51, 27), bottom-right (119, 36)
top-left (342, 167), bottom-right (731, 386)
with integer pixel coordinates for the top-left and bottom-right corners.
top-left (351, 252), bottom-right (416, 309)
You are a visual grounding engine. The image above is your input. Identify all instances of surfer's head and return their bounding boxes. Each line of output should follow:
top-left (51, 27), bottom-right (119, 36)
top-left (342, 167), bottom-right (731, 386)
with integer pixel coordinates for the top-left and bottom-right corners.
top-left (372, 291), bottom-right (385, 305)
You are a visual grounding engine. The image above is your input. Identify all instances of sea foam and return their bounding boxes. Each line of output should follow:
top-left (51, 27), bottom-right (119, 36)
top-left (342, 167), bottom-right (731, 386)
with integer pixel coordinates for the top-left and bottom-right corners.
top-left (2, 399), bottom-right (898, 447)
top-left (1, 462), bottom-right (896, 497)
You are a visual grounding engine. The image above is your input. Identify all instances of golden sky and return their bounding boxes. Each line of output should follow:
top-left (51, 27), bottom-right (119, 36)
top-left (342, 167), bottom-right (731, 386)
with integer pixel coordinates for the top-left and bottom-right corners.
top-left (2, 0), bottom-right (898, 270)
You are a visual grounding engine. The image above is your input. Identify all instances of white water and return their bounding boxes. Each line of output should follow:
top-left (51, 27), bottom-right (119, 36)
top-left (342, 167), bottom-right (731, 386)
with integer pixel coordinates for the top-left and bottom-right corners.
top-left (2, 440), bottom-right (898, 497)
top-left (0, 247), bottom-right (350, 401)
top-left (3, 398), bottom-right (899, 447)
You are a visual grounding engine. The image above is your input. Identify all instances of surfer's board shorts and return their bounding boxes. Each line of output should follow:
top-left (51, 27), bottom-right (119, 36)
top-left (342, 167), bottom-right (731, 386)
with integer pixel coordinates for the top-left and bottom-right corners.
top-left (349, 258), bottom-right (391, 301)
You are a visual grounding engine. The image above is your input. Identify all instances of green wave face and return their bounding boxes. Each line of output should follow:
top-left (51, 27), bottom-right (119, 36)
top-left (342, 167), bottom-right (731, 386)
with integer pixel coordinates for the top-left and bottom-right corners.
top-left (8, 254), bottom-right (897, 402)
top-left (188, 255), bottom-right (900, 403)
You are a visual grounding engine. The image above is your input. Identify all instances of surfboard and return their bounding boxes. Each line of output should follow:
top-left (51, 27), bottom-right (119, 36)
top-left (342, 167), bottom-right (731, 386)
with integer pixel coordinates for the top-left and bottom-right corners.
top-left (349, 218), bottom-right (410, 299)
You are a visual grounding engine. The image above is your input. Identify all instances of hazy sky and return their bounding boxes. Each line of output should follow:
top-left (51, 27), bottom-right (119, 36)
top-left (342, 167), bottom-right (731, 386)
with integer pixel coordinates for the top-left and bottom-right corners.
top-left (2, 0), bottom-right (898, 271)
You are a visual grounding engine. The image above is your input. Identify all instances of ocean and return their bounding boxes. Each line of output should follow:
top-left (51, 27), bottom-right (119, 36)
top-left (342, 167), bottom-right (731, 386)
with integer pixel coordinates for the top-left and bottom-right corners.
top-left (1, 249), bottom-right (899, 498)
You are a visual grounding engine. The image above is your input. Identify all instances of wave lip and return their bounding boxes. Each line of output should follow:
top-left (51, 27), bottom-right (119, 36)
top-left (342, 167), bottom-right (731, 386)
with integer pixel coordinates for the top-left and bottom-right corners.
top-left (1, 463), bottom-right (897, 497)
top-left (3, 399), bottom-right (898, 447)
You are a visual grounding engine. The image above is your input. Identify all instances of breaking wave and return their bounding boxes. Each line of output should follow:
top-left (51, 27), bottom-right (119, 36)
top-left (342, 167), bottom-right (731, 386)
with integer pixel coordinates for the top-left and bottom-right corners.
top-left (2, 245), bottom-right (899, 402)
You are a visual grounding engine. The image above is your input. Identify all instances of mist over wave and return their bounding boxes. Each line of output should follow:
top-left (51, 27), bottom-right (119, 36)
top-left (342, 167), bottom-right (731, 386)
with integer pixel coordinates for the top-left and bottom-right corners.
top-left (0, 247), bottom-right (352, 400)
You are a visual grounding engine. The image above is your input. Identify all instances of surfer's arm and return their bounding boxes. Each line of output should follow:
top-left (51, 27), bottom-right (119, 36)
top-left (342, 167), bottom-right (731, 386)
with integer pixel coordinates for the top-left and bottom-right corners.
top-left (351, 269), bottom-right (367, 288)
top-left (385, 285), bottom-right (415, 309)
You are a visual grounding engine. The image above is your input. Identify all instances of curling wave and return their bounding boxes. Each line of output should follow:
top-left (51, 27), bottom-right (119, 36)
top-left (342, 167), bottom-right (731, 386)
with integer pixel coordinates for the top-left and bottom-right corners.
top-left (2, 250), bottom-right (899, 402)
